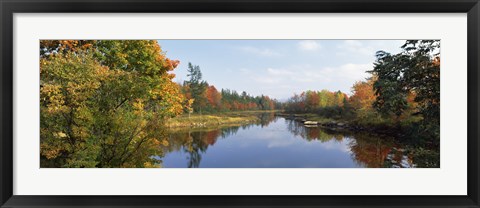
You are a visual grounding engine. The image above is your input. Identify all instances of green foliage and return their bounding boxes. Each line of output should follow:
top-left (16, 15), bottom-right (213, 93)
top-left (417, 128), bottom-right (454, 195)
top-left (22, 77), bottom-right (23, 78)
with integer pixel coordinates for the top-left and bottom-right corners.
top-left (180, 63), bottom-right (280, 113)
top-left (283, 40), bottom-right (439, 148)
top-left (370, 50), bottom-right (410, 119)
top-left (40, 40), bottom-right (184, 168)
top-left (184, 63), bottom-right (208, 113)
top-left (370, 40), bottom-right (440, 144)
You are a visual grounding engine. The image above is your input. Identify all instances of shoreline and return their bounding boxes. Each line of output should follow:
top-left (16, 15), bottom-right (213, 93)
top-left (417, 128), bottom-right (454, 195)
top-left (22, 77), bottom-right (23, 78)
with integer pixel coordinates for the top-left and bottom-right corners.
top-left (275, 112), bottom-right (439, 152)
top-left (165, 110), bottom-right (278, 128)
top-left (275, 112), bottom-right (408, 137)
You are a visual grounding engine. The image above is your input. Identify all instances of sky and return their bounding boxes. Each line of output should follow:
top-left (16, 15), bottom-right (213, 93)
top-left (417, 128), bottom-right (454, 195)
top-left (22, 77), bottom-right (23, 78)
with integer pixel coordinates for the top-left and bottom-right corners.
top-left (157, 40), bottom-right (405, 100)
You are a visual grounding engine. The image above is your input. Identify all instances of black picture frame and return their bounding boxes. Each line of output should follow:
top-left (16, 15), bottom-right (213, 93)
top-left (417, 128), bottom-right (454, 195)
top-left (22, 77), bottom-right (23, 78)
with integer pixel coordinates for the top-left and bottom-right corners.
top-left (1, 0), bottom-right (479, 207)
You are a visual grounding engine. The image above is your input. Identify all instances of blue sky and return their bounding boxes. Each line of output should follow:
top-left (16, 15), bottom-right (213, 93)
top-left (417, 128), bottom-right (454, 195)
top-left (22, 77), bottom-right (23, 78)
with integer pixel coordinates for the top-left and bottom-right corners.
top-left (157, 40), bottom-right (404, 100)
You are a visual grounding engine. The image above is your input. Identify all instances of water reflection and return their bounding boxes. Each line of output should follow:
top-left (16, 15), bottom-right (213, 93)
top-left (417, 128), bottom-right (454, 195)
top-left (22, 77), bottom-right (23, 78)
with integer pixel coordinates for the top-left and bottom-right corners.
top-left (162, 113), bottom-right (277, 168)
top-left (284, 119), bottom-right (415, 168)
top-left (159, 113), bottom-right (438, 168)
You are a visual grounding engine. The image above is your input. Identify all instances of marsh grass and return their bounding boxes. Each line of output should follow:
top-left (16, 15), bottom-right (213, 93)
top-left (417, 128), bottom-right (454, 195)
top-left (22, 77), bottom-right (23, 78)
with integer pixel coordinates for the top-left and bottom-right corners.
top-left (165, 110), bottom-right (278, 128)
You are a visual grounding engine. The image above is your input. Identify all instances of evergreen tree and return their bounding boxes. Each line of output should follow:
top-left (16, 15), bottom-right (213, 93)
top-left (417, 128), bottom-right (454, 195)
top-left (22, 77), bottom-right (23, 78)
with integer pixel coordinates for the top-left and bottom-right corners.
top-left (185, 63), bottom-right (208, 113)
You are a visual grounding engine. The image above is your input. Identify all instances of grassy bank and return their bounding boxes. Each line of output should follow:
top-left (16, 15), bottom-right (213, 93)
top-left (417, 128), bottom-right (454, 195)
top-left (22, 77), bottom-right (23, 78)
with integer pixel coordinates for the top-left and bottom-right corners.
top-left (166, 110), bottom-right (278, 128)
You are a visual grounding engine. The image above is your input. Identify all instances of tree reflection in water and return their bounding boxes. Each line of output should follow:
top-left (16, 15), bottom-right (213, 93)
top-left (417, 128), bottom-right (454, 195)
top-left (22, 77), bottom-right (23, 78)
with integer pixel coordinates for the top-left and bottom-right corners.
top-left (163, 112), bottom-right (277, 167)
top-left (284, 119), bottom-right (423, 168)
top-left (160, 114), bottom-right (438, 168)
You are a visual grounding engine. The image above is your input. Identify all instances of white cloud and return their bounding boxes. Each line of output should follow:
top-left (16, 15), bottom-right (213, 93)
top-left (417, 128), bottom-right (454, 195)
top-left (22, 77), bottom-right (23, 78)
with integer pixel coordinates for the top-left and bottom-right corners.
top-left (337, 40), bottom-right (374, 56)
top-left (298, 40), bottom-right (321, 51)
top-left (337, 40), bottom-right (404, 57)
top-left (249, 63), bottom-right (372, 96)
top-left (238, 46), bottom-right (282, 57)
top-left (322, 63), bottom-right (372, 83)
top-left (273, 63), bottom-right (370, 84)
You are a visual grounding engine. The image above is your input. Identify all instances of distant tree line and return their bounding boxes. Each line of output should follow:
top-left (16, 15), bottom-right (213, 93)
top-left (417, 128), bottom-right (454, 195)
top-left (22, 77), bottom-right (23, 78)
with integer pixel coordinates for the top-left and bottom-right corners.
top-left (179, 62), bottom-right (282, 114)
top-left (284, 40), bottom-right (440, 146)
top-left (284, 90), bottom-right (350, 118)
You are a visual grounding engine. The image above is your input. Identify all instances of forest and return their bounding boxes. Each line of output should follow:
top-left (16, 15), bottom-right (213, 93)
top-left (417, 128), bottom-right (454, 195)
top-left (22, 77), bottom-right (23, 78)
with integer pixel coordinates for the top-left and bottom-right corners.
top-left (283, 40), bottom-right (440, 147)
top-left (40, 40), bottom-right (439, 168)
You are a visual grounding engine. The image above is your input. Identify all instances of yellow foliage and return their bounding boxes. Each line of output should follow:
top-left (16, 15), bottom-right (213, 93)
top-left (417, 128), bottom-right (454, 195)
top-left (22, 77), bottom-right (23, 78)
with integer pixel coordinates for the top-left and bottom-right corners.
top-left (40, 40), bottom-right (184, 168)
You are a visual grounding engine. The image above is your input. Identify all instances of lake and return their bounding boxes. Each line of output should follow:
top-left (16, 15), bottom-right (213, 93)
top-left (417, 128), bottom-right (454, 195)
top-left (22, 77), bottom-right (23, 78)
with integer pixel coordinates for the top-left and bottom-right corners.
top-left (159, 113), bottom-right (436, 168)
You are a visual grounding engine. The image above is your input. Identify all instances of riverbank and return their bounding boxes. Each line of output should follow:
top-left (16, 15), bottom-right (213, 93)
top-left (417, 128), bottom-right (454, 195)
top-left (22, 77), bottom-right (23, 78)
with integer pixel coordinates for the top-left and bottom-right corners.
top-left (166, 110), bottom-right (278, 128)
top-left (275, 112), bottom-right (404, 136)
top-left (277, 112), bottom-right (437, 146)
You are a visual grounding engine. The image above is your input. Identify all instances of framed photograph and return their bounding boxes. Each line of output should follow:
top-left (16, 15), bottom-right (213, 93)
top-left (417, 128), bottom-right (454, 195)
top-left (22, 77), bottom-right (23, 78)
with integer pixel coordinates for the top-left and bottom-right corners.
top-left (1, 0), bottom-right (479, 207)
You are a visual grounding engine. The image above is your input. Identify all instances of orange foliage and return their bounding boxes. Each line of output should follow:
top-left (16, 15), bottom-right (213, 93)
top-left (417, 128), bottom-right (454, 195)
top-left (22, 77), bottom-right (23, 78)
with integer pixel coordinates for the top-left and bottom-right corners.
top-left (350, 79), bottom-right (377, 110)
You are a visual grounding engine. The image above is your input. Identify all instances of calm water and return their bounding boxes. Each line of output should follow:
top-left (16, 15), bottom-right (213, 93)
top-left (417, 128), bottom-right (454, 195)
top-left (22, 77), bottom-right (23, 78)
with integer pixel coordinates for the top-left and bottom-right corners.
top-left (158, 113), bottom-right (435, 168)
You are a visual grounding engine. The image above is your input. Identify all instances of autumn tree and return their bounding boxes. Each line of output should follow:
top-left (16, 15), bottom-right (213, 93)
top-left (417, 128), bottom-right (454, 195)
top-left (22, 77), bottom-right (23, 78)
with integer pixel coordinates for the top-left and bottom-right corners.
top-left (350, 78), bottom-right (377, 110)
top-left (305, 91), bottom-right (319, 111)
top-left (284, 89), bottom-right (349, 117)
top-left (206, 85), bottom-right (222, 110)
top-left (40, 40), bottom-right (185, 168)
top-left (40, 40), bottom-right (95, 58)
